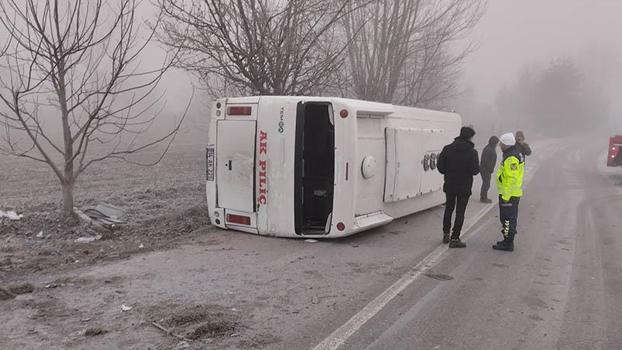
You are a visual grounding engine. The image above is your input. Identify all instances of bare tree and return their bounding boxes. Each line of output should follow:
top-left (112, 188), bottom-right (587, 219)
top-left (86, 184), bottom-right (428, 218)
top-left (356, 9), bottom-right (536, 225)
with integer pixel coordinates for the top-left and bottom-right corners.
top-left (0, 0), bottom-right (185, 221)
top-left (0, 35), bottom-right (8, 57)
top-left (398, 1), bottom-right (484, 108)
top-left (344, 0), bottom-right (485, 106)
top-left (157, 0), bottom-right (356, 97)
top-left (343, 0), bottom-right (422, 103)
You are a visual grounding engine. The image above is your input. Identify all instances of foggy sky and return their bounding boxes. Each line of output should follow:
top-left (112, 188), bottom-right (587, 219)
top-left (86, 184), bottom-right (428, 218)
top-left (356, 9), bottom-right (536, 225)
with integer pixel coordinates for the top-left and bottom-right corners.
top-left (461, 0), bottom-right (622, 103)
top-left (2, 0), bottom-right (621, 138)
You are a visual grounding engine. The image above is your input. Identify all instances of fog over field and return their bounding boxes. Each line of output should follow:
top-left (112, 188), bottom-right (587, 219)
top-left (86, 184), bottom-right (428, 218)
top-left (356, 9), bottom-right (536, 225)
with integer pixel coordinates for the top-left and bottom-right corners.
top-left (2, 0), bottom-right (620, 150)
top-left (164, 0), bottom-right (622, 143)
top-left (456, 0), bottom-right (622, 138)
top-left (464, 0), bottom-right (622, 97)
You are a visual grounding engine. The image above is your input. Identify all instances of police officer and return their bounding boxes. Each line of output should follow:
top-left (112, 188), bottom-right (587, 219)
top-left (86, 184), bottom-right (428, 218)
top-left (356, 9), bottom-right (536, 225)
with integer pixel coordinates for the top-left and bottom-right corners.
top-left (493, 133), bottom-right (525, 252)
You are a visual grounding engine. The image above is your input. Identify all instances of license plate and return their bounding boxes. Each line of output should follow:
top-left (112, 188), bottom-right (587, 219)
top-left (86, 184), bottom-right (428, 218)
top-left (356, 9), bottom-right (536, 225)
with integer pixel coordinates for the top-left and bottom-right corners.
top-left (206, 147), bottom-right (215, 181)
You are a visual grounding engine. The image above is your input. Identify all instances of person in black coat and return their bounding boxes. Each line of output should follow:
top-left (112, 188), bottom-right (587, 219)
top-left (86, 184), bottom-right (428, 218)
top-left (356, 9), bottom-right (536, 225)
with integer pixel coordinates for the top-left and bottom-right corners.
top-left (515, 131), bottom-right (532, 157)
top-left (479, 136), bottom-right (499, 203)
top-left (437, 126), bottom-right (480, 248)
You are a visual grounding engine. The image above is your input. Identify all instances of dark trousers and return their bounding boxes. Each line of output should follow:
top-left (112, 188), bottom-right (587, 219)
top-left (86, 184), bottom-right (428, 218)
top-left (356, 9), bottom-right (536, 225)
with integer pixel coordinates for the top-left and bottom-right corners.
top-left (443, 192), bottom-right (470, 239)
top-left (499, 196), bottom-right (520, 242)
top-left (480, 172), bottom-right (492, 200)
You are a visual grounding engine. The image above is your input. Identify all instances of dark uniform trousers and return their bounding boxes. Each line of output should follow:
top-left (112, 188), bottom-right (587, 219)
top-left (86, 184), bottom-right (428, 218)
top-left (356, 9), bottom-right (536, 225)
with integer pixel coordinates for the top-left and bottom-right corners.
top-left (499, 196), bottom-right (520, 242)
top-left (443, 193), bottom-right (470, 239)
top-left (480, 172), bottom-right (492, 200)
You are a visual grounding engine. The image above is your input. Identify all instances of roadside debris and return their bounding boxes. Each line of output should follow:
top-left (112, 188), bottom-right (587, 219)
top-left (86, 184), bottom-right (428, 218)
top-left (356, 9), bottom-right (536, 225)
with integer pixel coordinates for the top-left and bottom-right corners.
top-left (75, 202), bottom-right (126, 231)
top-left (0, 210), bottom-right (22, 221)
top-left (0, 282), bottom-right (33, 301)
top-left (139, 243), bottom-right (145, 249)
top-left (121, 304), bottom-right (133, 312)
top-left (150, 305), bottom-right (238, 342)
top-left (84, 327), bottom-right (108, 337)
top-left (74, 209), bottom-right (94, 225)
top-left (424, 272), bottom-right (454, 281)
top-left (7, 283), bottom-right (34, 295)
top-left (174, 341), bottom-right (191, 349)
top-left (74, 235), bottom-right (102, 243)
top-left (151, 321), bottom-right (192, 342)
top-left (0, 287), bottom-right (15, 300)
top-left (36, 231), bottom-right (44, 238)
top-left (80, 203), bottom-right (125, 225)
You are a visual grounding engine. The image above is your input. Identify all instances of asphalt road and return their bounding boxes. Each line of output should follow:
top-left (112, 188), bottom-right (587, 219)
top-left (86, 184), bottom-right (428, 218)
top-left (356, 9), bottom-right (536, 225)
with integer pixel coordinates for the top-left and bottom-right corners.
top-left (313, 141), bottom-right (622, 350)
top-left (4, 139), bottom-right (621, 350)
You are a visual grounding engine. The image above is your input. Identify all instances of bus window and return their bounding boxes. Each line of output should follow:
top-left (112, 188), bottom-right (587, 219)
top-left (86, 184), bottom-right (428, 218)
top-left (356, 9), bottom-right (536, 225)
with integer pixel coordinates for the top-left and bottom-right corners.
top-left (294, 102), bottom-right (335, 235)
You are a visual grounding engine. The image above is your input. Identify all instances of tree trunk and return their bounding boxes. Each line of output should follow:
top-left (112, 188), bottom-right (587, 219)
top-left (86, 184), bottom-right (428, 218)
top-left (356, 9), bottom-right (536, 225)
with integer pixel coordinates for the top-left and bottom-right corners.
top-left (57, 57), bottom-right (76, 223)
top-left (61, 180), bottom-right (76, 223)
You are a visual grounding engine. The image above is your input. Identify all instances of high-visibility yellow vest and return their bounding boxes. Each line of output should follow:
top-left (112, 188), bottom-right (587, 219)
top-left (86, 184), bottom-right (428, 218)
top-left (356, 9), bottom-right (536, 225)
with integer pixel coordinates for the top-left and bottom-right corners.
top-left (497, 149), bottom-right (525, 201)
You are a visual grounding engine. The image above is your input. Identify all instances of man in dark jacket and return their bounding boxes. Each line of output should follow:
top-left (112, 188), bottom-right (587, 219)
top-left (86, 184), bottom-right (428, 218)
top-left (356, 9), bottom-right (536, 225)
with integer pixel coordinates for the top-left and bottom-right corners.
top-left (437, 126), bottom-right (480, 248)
top-left (515, 131), bottom-right (532, 157)
top-left (479, 136), bottom-right (499, 203)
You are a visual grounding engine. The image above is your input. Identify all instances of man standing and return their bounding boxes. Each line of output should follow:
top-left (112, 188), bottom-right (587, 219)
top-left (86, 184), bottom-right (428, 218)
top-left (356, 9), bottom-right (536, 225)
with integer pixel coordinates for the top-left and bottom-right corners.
top-left (437, 126), bottom-right (480, 248)
top-left (493, 133), bottom-right (525, 252)
top-left (480, 136), bottom-right (499, 203)
top-left (515, 131), bottom-right (532, 157)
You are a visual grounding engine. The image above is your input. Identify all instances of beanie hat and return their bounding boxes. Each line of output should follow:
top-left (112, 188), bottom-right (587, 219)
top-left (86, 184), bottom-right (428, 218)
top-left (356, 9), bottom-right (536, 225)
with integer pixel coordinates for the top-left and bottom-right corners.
top-left (459, 126), bottom-right (476, 140)
top-left (499, 133), bottom-right (516, 146)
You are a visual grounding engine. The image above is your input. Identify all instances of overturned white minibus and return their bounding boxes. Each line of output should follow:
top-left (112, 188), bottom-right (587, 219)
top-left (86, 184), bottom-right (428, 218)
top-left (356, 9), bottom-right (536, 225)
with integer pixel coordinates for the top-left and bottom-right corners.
top-left (206, 96), bottom-right (461, 238)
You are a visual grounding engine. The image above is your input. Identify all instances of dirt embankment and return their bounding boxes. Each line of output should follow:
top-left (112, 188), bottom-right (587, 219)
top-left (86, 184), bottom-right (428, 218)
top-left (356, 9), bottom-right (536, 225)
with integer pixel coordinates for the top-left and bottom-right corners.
top-left (1, 202), bottom-right (211, 283)
top-left (0, 144), bottom-right (212, 282)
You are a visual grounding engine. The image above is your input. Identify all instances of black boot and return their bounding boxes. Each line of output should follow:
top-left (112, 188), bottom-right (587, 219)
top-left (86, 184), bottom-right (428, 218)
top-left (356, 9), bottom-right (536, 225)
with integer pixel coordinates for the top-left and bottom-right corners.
top-left (492, 240), bottom-right (514, 251)
top-left (443, 232), bottom-right (450, 244)
top-left (449, 238), bottom-right (466, 248)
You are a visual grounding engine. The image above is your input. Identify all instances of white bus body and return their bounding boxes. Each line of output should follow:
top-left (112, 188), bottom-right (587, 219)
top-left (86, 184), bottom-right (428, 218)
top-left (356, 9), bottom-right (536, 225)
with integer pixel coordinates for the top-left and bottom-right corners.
top-left (206, 96), bottom-right (461, 238)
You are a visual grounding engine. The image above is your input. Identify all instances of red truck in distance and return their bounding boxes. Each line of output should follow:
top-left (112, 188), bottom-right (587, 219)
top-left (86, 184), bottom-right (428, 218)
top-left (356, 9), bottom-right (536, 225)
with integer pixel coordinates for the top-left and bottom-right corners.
top-left (608, 135), bottom-right (622, 167)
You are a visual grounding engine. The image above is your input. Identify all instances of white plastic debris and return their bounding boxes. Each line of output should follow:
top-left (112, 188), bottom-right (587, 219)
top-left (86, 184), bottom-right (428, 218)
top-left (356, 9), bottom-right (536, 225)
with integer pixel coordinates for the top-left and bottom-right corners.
top-left (74, 235), bottom-right (102, 243)
top-left (138, 243), bottom-right (144, 249)
top-left (36, 231), bottom-right (44, 238)
top-left (121, 304), bottom-right (133, 312)
top-left (174, 341), bottom-right (190, 350)
top-left (0, 210), bottom-right (23, 220)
